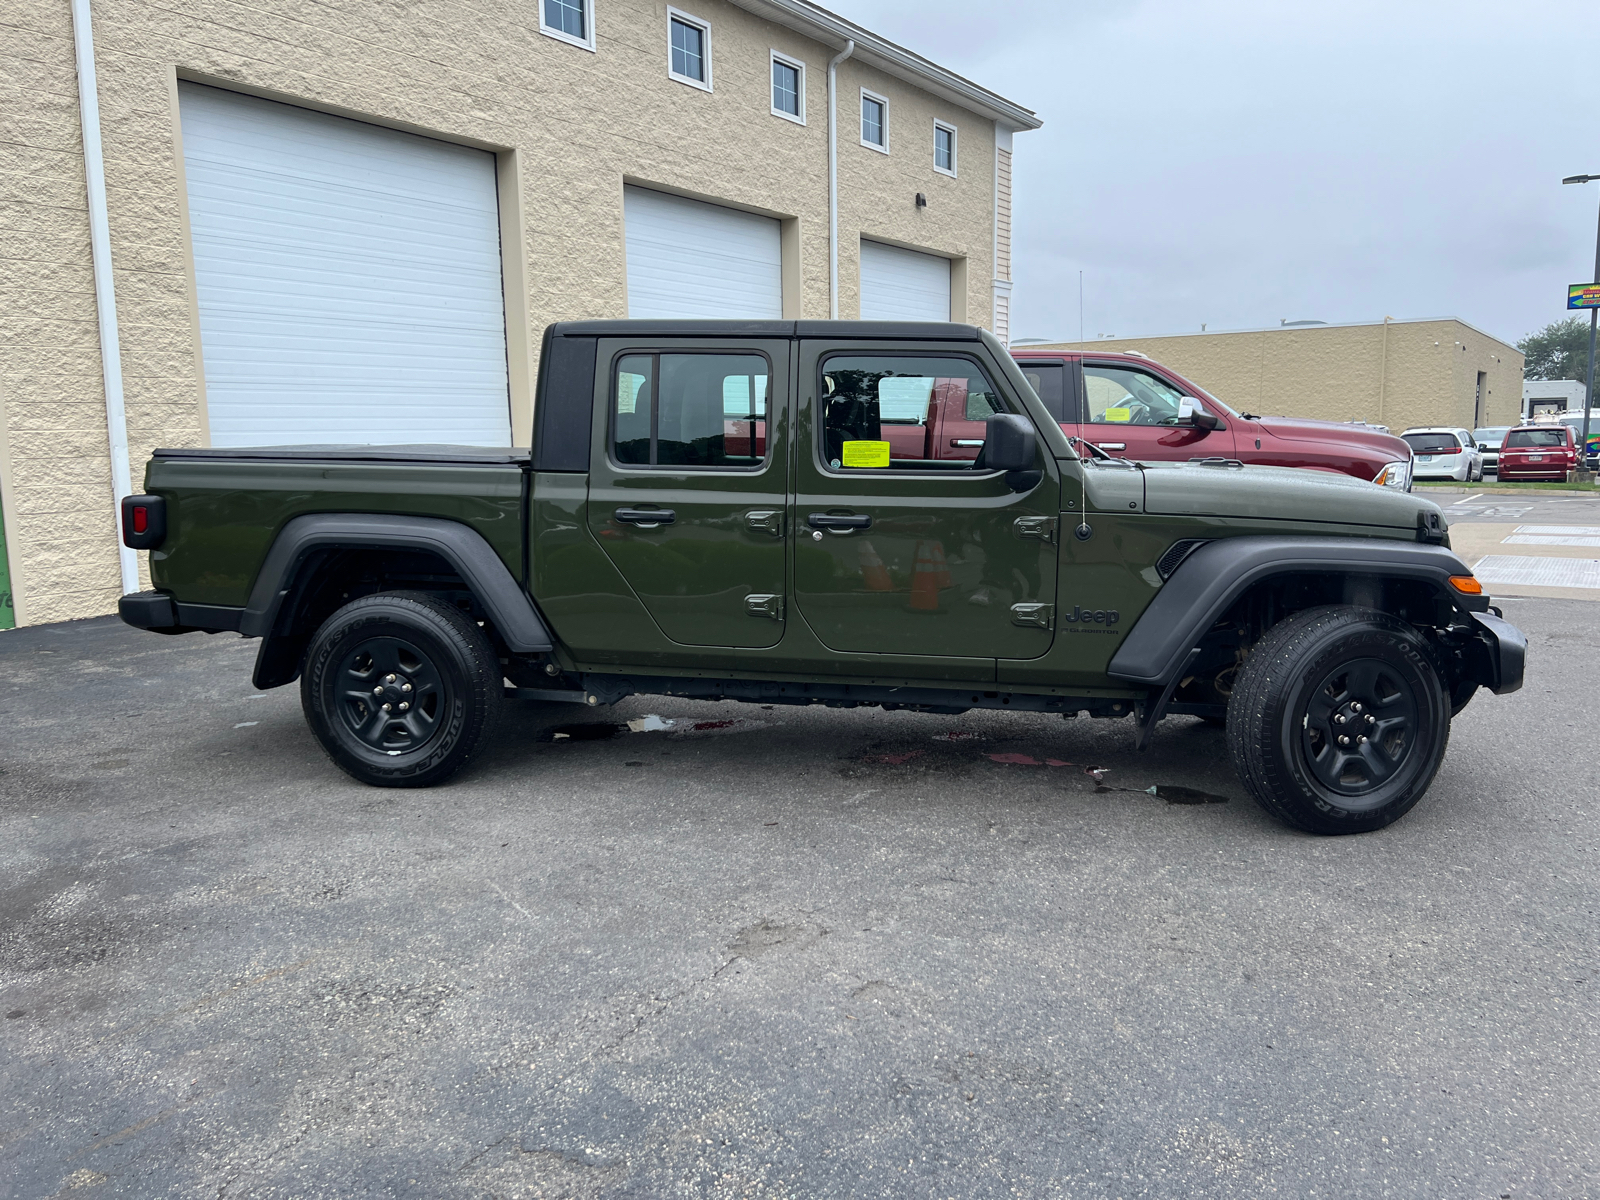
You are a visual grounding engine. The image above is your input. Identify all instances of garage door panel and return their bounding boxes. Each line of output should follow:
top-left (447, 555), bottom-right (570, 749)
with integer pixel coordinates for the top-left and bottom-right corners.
top-left (624, 186), bottom-right (782, 320)
top-left (179, 82), bottom-right (511, 448)
top-left (860, 240), bottom-right (951, 322)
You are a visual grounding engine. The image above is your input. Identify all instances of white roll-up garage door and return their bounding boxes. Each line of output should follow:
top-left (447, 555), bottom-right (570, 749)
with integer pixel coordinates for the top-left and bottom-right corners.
top-left (178, 83), bottom-right (511, 447)
top-left (624, 187), bottom-right (782, 319)
top-left (860, 240), bottom-right (951, 322)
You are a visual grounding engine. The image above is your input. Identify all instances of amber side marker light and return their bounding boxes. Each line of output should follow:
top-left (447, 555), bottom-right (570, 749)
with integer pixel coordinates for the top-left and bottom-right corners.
top-left (1449, 575), bottom-right (1483, 595)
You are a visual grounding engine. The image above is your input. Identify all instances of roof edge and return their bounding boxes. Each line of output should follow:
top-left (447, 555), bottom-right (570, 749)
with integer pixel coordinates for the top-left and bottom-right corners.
top-left (1026, 316), bottom-right (1523, 355)
top-left (723, 0), bottom-right (1042, 131)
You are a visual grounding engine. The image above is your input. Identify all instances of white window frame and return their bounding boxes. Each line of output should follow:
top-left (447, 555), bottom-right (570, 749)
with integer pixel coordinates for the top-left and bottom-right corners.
top-left (538, 0), bottom-right (596, 52)
top-left (667, 7), bottom-right (713, 92)
top-left (933, 119), bottom-right (957, 177)
top-left (860, 88), bottom-right (889, 154)
top-left (770, 50), bottom-right (806, 125)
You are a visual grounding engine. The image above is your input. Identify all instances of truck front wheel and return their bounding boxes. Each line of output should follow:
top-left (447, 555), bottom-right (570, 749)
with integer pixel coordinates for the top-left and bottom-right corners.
top-left (1226, 605), bottom-right (1450, 834)
top-left (300, 591), bottom-right (502, 788)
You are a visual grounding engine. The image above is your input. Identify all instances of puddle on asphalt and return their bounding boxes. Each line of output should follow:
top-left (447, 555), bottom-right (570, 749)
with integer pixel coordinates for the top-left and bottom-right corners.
top-left (1097, 783), bottom-right (1228, 805)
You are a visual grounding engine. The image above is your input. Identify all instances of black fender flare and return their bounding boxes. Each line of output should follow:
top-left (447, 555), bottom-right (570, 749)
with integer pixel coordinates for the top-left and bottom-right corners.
top-left (242, 514), bottom-right (554, 688)
top-left (1107, 536), bottom-right (1499, 690)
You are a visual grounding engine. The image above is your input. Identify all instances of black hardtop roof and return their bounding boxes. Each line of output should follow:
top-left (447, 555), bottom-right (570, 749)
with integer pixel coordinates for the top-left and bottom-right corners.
top-left (547, 319), bottom-right (986, 341)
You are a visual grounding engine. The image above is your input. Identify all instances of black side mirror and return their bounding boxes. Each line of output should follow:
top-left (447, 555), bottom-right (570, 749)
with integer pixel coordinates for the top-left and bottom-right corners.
top-left (1190, 410), bottom-right (1222, 432)
top-left (984, 414), bottom-right (1036, 472)
top-left (984, 414), bottom-right (1041, 491)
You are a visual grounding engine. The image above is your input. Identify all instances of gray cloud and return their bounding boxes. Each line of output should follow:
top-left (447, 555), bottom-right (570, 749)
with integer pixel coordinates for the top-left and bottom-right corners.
top-left (833, 0), bottom-right (1600, 346)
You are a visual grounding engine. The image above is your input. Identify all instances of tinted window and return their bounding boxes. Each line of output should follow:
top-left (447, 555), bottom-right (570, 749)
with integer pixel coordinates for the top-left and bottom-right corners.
top-left (1083, 364), bottom-right (1197, 425)
top-left (1020, 363), bottom-right (1069, 422)
top-left (1402, 432), bottom-right (1461, 453)
top-left (1504, 429), bottom-right (1566, 448)
top-left (820, 355), bottom-right (1006, 471)
top-left (543, 0), bottom-right (584, 37)
top-left (772, 59), bottom-right (800, 116)
top-left (613, 353), bottom-right (769, 468)
top-left (862, 95), bottom-right (885, 146)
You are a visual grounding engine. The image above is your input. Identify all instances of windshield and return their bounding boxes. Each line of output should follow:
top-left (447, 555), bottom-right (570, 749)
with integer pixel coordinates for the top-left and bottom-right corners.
top-left (1473, 427), bottom-right (1509, 444)
top-left (1402, 432), bottom-right (1460, 453)
top-left (1188, 382), bottom-right (1239, 417)
top-left (1505, 428), bottom-right (1566, 448)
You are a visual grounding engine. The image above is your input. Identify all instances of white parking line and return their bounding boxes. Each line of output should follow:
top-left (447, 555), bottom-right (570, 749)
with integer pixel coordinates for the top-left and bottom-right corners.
top-left (1505, 535), bottom-right (1600, 547)
top-left (1514, 525), bottom-right (1600, 536)
top-left (1472, 556), bottom-right (1600, 589)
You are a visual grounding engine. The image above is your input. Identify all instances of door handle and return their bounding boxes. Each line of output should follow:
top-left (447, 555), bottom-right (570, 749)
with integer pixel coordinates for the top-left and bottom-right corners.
top-left (950, 438), bottom-right (984, 448)
top-left (614, 507), bottom-right (676, 527)
top-left (807, 512), bottom-right (871, 532)
top-left (745, 593), bottom-right (784, 620)
top-left (1095, 442), bottom-right (1127, 452)
top-left (745, 509), bottom-right (783, 537)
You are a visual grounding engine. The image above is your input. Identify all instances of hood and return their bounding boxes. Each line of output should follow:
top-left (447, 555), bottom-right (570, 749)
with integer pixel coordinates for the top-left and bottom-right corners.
top-left (1253, 416), bottom-right (1411, 460)
top-left (1139, 459), bottom-right (1440, 532)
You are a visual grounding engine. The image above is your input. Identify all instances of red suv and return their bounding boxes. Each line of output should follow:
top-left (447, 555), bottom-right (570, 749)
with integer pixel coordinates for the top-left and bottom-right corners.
top-left (1010, 350), bottom-right (1415, 489)
top-left (1496, 425), bottom-right (1577, 481)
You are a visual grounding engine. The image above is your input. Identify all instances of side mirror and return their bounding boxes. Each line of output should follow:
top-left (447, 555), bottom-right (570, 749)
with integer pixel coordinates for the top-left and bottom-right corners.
top-left (984, 414), bottom-right (1041, 491)
top-left (1177, 397), bottom-right (1221, 432)
top-left (984, 414), bottom-right (1037, 472)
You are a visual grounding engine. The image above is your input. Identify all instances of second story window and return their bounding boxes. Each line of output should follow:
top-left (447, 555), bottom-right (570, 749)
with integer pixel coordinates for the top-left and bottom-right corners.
top-left (771, 53), bottom-right (804, 123)
top-left (934, 121), bottom-right (956, 175)
top-left (540, 0), bottom-right (594, 50)
top-left (669, 9), bottom-right (712, 90)
top-left (861, 90), bottom-right (888, 152)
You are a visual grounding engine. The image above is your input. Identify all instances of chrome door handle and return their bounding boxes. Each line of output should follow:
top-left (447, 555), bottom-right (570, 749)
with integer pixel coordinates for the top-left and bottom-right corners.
top-left (614, 507), bottom-right (676, 527)
top-left (807, 512), bottom-right (871, 531)
top-left (950, 438), bottom-right (984, 447)
top-left (1095, 442), bottom-right (1126, 452)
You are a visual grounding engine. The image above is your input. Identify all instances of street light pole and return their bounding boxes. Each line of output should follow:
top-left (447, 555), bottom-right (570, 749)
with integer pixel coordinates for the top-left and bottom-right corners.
top-left (1563, 173), bottom-right (1600, 476)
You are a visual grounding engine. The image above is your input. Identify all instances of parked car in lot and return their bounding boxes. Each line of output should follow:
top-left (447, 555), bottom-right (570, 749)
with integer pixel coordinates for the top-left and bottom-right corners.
top-left (1010, 349), bottom-right (1415, 490)
top-left (1533, 409), bottom-right (1600, 470)
top-left (116, 320), bottom-right (1522, 835)
top-left (1472, 426), bottom-right (1511, 475)
top-left (1400, 428), bottom-right (1483, 482)
top-left (1497, 425), bottom-right (1577, 481)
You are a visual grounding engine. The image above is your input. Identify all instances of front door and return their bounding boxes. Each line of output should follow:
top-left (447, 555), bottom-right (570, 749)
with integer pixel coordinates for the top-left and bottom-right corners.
top-left (1077, 359), bottom-right (1235, 463)
top-left (587, 338), bottom-right (790, 648)
top-left (792, 342), bottom-right (1060, 660)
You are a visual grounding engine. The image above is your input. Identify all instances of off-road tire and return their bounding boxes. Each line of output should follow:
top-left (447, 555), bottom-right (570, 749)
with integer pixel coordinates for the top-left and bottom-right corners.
top-left (301, 591), bottom-right (502, 788)
top-left (1226, 605), bottom-right (1450, 835)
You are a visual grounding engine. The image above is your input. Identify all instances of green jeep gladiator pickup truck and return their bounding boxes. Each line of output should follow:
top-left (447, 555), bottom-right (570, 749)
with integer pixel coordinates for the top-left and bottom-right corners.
top-left (117, 320), bottom-right (1523, 834)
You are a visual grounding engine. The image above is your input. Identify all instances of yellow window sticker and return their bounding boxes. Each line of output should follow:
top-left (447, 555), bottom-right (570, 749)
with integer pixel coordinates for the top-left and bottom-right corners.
top-left (1102, 407), bottom-right (1132, 423)
top-left (841, 440), bottom-right (892, 468)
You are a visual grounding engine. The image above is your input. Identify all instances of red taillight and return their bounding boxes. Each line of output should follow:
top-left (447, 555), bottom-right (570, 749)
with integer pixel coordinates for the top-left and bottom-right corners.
top-left (132, 506), bottom-right (148, 534)
top-left (1438, 446), bottom-right (1461, 454)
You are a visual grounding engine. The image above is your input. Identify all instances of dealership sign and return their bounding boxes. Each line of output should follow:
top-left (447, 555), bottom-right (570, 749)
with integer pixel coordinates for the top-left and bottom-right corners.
top-left (1569, 283), bottom-right (1600, 309)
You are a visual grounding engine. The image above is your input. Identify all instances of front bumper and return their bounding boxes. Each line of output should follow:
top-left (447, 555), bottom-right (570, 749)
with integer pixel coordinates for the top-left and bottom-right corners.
top-left (1466, 610), bottom-right (1526, 694)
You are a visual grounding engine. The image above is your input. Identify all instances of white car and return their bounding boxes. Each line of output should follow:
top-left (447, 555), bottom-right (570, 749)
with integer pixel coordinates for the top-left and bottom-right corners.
top-left (1400, 426), bottom-right (1483, 482)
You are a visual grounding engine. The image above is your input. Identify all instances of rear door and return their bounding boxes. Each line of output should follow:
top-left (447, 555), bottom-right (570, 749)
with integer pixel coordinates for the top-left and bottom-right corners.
top-left (1079, 359), bottom-right (1235, 463)
top-left (1015, 358), bottom-right (1080, 440)
top-left (587, 338), bottom-right (790, 648)
top-left (792, 340), bottom-right (1060, 662)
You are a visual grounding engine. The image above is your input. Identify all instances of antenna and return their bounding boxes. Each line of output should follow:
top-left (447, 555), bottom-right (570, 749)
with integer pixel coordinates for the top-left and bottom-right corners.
top-left (1078, 270), bottom-right (1084, 343)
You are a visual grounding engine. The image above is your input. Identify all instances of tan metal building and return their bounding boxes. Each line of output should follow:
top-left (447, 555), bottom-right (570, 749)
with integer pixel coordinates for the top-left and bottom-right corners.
top-left (1026, 318), bottom-right (1522, 437)
top-left (0, 0), bottom-right (1038, 629)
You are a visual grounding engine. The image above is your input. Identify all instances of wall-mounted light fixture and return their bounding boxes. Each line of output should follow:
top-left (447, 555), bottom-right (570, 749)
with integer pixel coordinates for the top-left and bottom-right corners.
top-left (915, 193), bottom-right (926, 208)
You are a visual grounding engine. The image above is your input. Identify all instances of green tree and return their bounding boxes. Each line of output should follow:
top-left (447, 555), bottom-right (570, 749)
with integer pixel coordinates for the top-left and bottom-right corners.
top-left (1517, 316), bottom-right (1596, 381)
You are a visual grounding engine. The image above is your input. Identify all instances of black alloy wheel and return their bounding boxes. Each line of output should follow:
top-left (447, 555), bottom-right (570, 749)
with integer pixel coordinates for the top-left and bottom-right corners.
top-left (334, 636), bottom-right (447, 754)
top-left (1298, 658), bottom-right (1418, 801)
top-left (301, 591), bottom-right (502, 787)
top-left (1226, 605), bottom-right (1450, 834)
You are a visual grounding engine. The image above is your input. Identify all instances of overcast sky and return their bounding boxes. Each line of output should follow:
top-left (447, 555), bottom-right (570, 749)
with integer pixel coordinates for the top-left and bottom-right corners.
top-left (833, 0), bottom-right (1600, 347)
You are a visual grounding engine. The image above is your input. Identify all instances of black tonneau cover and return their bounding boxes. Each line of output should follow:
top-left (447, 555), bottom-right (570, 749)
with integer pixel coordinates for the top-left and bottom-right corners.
top-left (152, 446), bottom-right (530, 466)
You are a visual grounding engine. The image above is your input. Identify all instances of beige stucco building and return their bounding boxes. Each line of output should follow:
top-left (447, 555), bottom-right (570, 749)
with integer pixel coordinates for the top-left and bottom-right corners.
top-left (1027, 318), bottom-right (1522, 437)
top-left (0, 0), bottom-right (1038, 629)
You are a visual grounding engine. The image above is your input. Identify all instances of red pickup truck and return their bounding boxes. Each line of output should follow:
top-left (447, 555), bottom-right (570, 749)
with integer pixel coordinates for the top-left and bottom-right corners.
top-left (1008, 349), bottom-right (1415, 489)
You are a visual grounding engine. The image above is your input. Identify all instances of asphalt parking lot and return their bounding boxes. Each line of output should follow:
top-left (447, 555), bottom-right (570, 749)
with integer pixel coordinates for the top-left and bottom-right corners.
top-left (2, 600), bottom-right (1597, 1199)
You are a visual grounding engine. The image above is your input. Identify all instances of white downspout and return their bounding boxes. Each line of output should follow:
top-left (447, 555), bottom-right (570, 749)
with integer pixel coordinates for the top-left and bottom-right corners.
top-left (70, 0), bottom-right (139, 596)
top-left (827, 39), bottom-right (855, 320)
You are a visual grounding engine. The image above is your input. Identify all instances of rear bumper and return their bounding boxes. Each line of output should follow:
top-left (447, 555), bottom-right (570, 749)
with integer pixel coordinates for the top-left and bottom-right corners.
top-left (1467, 610), bottom-right (1526, 695)
top-left (118, 590), bottom-right (243, 634)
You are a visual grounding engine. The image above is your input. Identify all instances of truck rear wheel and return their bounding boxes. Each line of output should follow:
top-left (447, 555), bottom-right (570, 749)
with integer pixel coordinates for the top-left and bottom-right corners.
top-left (1225, 605), bottom-right (1450, 835)
top-left (300, 591), bottom-right (502, 788)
